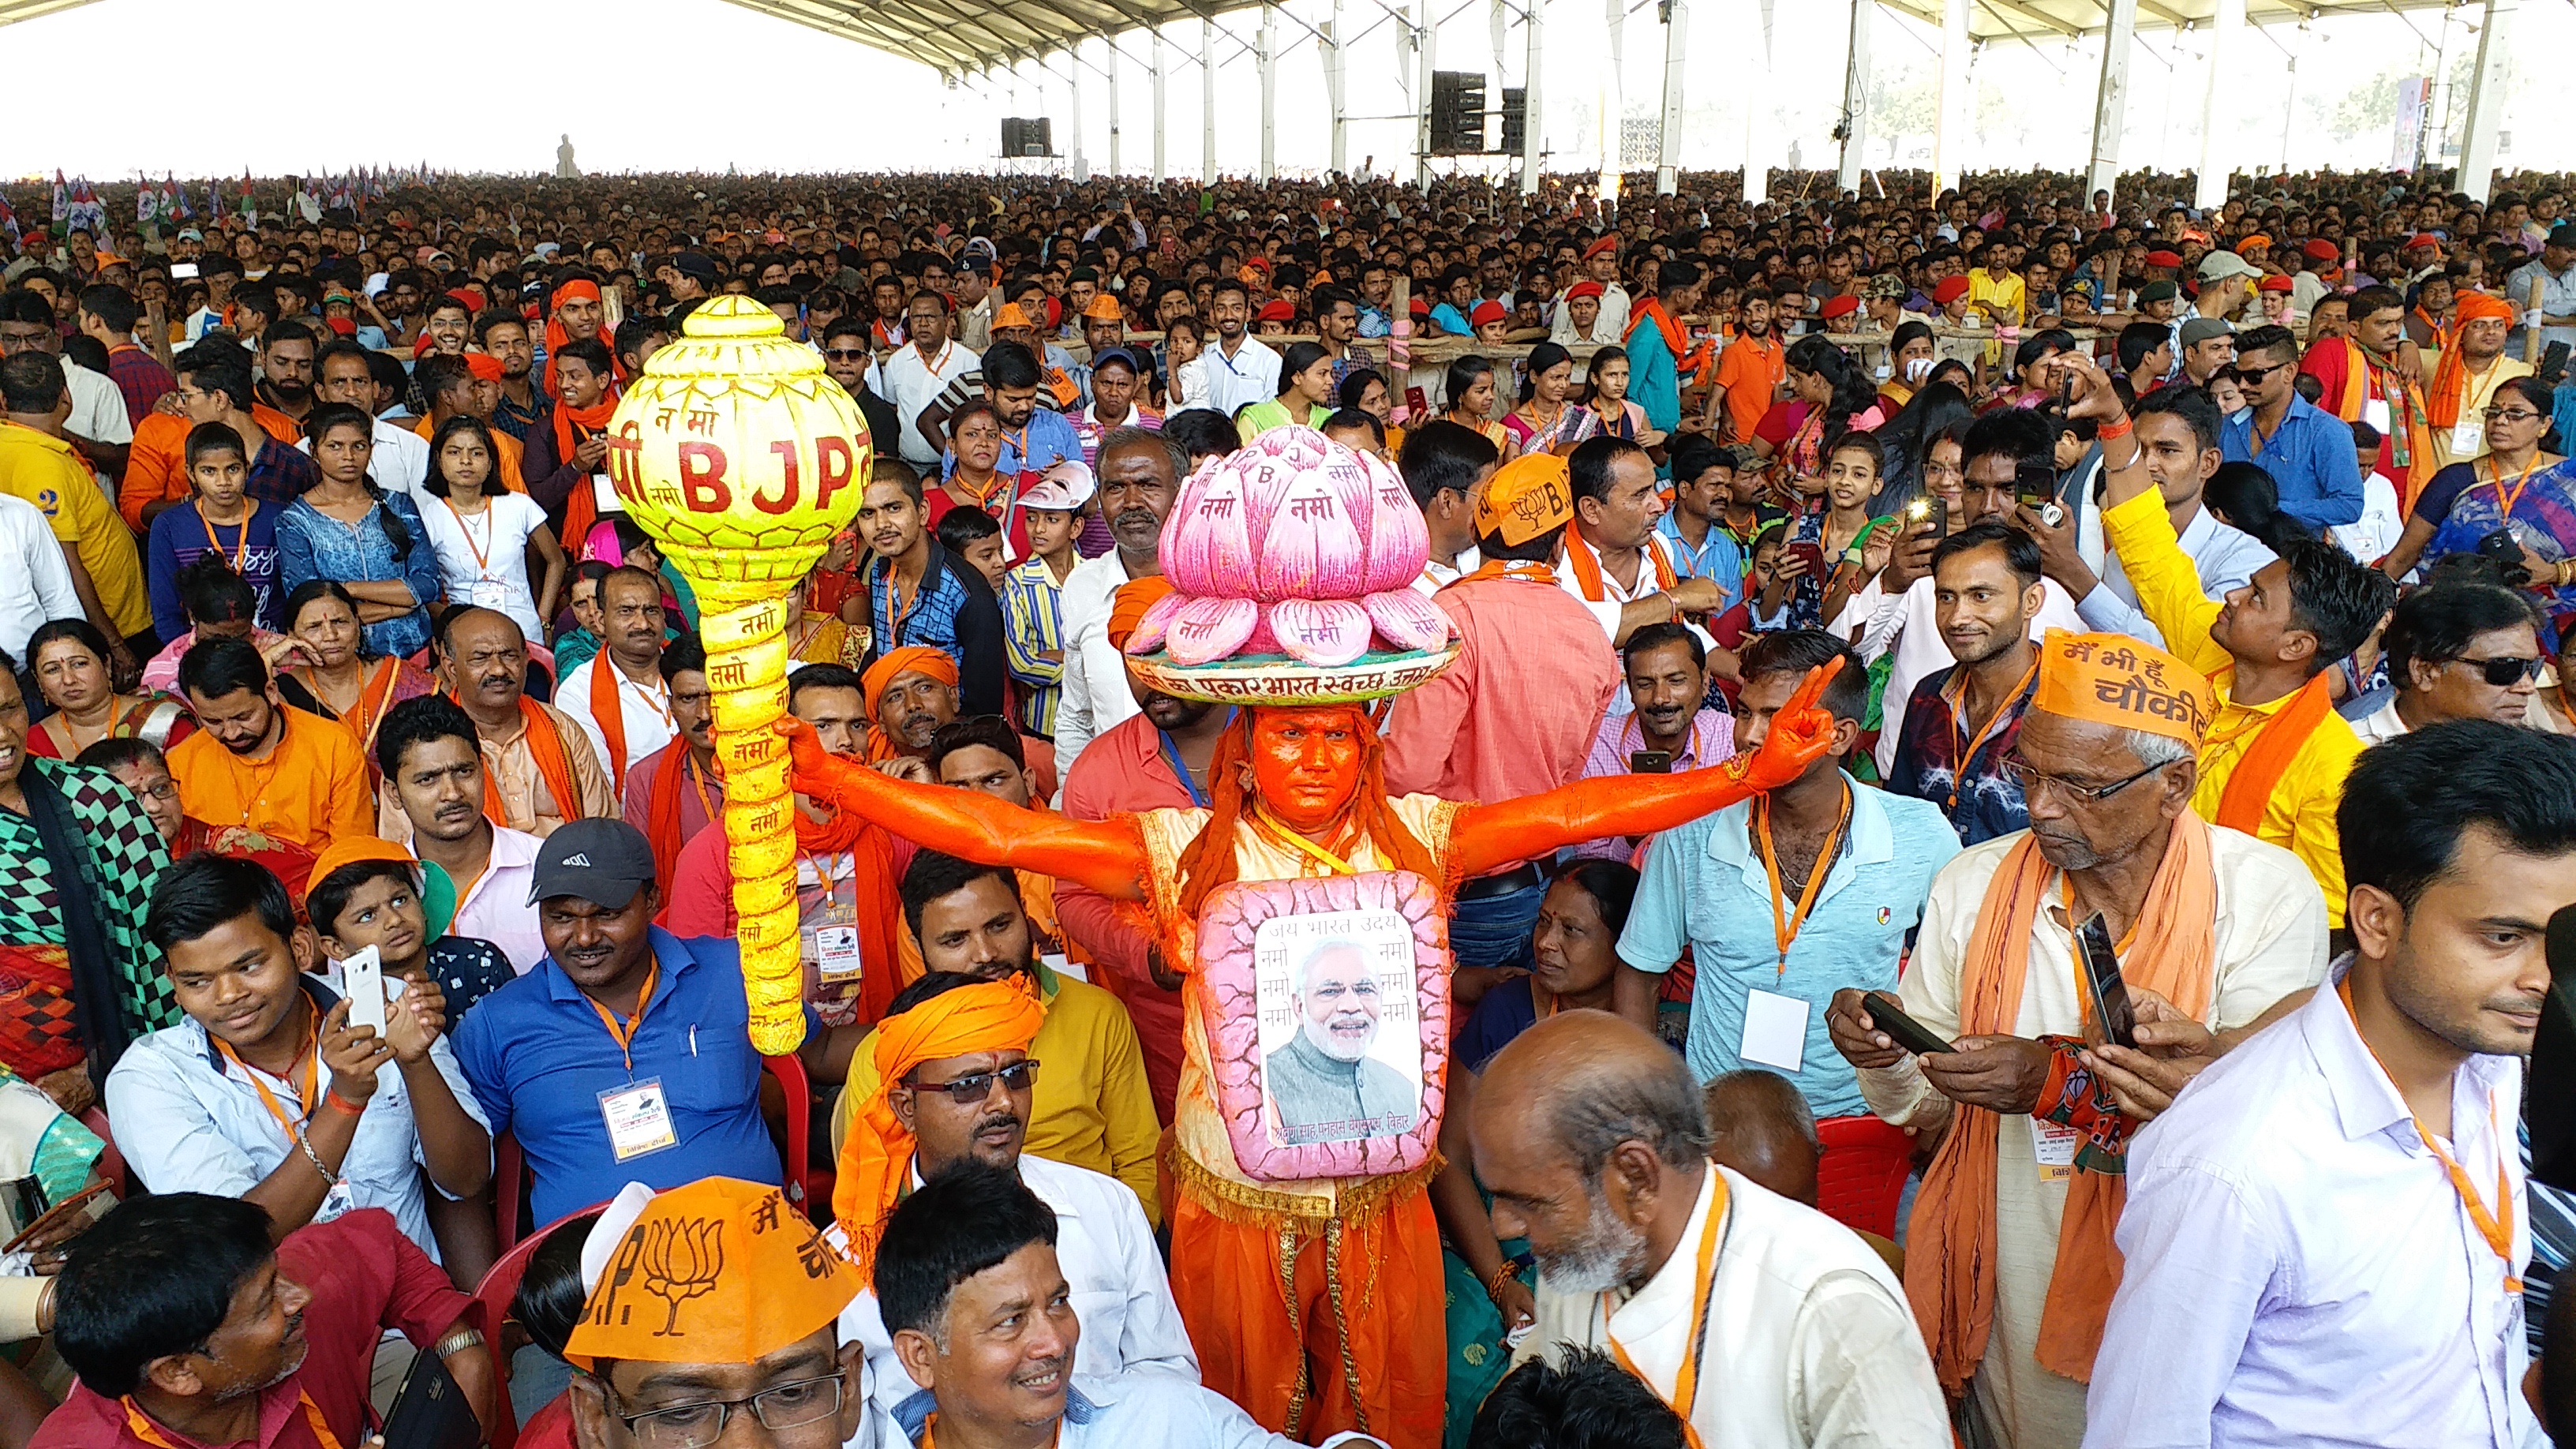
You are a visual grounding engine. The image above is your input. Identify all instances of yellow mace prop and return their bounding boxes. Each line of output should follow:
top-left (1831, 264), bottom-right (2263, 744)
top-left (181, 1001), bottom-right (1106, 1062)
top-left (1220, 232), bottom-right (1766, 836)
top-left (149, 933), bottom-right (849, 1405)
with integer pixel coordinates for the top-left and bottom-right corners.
top-left (606, 295), bottom-right (871, 1053)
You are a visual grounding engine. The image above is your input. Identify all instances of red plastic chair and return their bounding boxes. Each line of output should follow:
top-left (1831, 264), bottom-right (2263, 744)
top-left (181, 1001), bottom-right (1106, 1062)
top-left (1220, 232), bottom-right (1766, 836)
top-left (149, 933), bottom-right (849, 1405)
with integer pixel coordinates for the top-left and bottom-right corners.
top-left (466, 1208), bottom-right (602, 1449)
top-left (762, 1052), bottom-right (818, 1215)
top-left (493, 1133), bottom-right (525, 1254)
top-left (1815, 1115), bottom-right (1915, 1241)
top-left (77, 1107), bottom-right (129, 1199)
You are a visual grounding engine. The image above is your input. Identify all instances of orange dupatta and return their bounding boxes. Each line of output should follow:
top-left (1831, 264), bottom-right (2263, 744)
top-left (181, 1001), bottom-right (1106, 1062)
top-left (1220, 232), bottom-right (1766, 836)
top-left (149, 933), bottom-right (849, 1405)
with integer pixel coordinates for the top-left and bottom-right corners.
top-left (1625, 297), bottom-right (1717, 389)
top-left (1904, 814), bottom-right (2218, 1391)
top-left (554, 395), bottom-right (620, 555)
top-left (1561, 515), bottom-right (1676, 603)
top-left (646, 741), bottom-right (711, 900)
top-left (2212, 672), bottom-right (2335, 836)
top-left (2330, 336), bottom-right (2436, 502)
top-left (484, 697), bottom-right (585, 832)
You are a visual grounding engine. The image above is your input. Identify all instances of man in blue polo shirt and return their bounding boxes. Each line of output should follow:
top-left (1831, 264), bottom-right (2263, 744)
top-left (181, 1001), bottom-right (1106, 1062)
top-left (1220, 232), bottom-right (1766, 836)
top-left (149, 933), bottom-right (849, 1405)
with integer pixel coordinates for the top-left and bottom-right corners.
top-left (453, 818), bottom-right (857, 1226)
top-left (2220, 324), bottom-right (2365, 534)
top-left (1610, 631), bottom-right (1960, 1118)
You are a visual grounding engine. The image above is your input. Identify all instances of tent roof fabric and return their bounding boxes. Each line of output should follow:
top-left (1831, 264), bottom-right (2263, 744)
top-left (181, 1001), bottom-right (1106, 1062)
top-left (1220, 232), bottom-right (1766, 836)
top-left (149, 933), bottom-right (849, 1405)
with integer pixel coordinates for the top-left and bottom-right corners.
top-left (0, 0), bottom-right (2465, 79)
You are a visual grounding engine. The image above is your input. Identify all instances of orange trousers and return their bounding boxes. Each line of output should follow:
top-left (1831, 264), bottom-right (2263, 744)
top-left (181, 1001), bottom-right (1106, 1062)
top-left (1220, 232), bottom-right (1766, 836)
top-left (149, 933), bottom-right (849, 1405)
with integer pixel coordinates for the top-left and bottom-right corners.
top-left (1170, 1183), bottom-right (1446, 1449)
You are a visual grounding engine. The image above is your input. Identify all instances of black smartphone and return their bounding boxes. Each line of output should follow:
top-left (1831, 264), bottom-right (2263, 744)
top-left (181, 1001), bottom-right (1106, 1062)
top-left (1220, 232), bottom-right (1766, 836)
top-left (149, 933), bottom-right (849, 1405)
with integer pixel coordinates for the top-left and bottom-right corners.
top-left (2076, 912), bottom-right (2136, 1050)
top-left (2477, 528), bottom-right (2525, 564)
top-left (1628, 749), bottom-right (1674, 774)
top-left (2542, 341), bottom-right (2571, 387)
top-left (1920, 494), bottom-right (1948, 538)
top-left (380, 1347), bottom-right (481, 1449)
top-left (1863, 991), bottom-right (1955, 1056)
top-left (2533, 903), bottom-right (2576, 1190)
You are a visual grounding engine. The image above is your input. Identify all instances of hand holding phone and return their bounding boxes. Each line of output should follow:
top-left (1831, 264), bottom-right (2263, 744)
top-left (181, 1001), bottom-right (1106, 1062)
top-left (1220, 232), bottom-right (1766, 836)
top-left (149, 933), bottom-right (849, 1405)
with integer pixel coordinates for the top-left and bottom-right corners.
top-left (1863, 992), bottom-right (1957, 1056)
top-left (2076, 913), bottom-right (2136, 1050)
top-left (340, 946), bottom-right (387, 1035)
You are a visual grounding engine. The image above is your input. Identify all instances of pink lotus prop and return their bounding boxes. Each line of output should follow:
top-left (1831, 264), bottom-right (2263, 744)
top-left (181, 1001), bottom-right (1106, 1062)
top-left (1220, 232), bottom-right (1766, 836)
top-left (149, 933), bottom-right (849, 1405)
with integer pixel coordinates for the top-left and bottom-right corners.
top-left (1139, 427), bottom-right (1454, 668)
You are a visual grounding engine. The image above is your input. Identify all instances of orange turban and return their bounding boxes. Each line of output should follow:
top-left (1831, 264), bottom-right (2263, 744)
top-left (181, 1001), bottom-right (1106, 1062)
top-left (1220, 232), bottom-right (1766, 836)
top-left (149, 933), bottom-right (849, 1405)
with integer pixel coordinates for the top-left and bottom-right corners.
top-left (861, 646), bottom-right (959, 762)
top-left (2032, 630), bottom-right (2212, 747)
top-left (565, 1178), bottom-right (856, 1369)
top-left (831, 978), bottom-right (1046, 1279)
top-left (2454, 291), bottom-right (2516, 325)
top-left (2430, 292), bottom-right (2523, 429)
top-left (544, 279), bottom-right (612, 401)
top-left (463, 352), bottom-right (504, 384)
top-left (1106, 577), bottom-right (1175, 652)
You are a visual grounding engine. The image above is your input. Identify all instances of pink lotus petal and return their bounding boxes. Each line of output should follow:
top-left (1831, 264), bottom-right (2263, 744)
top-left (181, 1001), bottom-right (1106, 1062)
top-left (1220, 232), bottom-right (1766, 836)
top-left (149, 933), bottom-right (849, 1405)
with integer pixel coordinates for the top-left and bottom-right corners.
top-left (1252, 473), bottom-right (1368, 601)
top-left (1357, 451), bottom-right (1431, 593)
top-left (1163, 595), bottom-right (1259, 665)
top-left (1163, 458), bottom-right (1256, 597)
top-left (1241, 612), bottom-right (1283, 657)
top-left (1123, 588), bottom-right (1191, 656)
top-left (1362, 589), bottom-right (1451, 652)
top-left (1267, 598), bottom-right (1373, 667)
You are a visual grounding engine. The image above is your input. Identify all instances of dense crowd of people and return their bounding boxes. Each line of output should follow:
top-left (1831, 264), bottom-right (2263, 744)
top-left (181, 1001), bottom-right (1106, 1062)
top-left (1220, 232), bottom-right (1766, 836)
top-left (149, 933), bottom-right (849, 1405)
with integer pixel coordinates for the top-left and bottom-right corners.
top-left (0, 158), bottom-right (2568, 1449)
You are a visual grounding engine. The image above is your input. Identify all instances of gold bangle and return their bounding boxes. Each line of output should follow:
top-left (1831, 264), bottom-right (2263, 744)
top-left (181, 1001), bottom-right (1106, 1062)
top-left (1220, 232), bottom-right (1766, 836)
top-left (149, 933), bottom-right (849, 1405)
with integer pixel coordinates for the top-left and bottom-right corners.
top-left (1483, 1260), bottom-right (1522, 1304)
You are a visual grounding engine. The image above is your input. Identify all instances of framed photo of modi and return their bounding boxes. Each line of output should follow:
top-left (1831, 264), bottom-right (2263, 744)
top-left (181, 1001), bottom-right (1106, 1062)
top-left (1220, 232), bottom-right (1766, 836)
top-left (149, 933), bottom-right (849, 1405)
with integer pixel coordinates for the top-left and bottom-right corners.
top-left (1196, 871), bottom-right (1451, 1182)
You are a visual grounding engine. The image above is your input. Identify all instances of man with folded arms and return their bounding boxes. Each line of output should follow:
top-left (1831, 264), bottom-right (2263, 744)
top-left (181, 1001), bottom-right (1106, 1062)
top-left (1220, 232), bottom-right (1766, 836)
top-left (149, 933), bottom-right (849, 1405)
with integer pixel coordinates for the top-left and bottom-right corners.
top-left (1828, 628), bottom-right (2328, 1448)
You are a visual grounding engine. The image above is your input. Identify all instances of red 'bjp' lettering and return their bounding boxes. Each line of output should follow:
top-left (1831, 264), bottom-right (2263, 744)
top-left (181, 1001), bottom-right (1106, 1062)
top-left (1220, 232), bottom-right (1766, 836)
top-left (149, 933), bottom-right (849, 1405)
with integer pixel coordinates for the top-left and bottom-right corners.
top-left (677, 443), bottom-right (730, 511)
top-left (814, 436), bottom-right (856, 514)
top-left (756, 440), bottom-right (801, 515)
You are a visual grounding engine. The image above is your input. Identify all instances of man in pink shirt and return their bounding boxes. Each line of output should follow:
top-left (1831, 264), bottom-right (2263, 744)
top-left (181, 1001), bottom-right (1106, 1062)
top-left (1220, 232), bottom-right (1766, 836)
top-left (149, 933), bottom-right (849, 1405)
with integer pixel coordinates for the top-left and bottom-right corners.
top-left (1568, 622), bottom-right (1735, 863)
top-left (1055, 581), bottom-right (1237, 1121)
top-left (1383, 452), bottom-right (1621, 994)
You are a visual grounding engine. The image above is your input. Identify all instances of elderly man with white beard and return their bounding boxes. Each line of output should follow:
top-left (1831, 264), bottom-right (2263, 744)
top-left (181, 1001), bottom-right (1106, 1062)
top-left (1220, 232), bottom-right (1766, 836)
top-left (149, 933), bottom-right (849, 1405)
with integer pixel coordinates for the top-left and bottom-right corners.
top-left (1470, 1010), bottom-right (1950, 1449)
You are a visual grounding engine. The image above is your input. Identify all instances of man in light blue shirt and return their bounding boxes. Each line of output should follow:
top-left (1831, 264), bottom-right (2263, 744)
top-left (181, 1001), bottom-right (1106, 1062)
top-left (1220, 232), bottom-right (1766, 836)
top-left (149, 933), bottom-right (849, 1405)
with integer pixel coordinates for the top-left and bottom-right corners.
top-left (107, 852), bottom-right (491, 1264)
top-left (879, 1163), bottom-right (1387, 1448)
top-left (1614, 632), bottom-right (1960, 1117)
top-left (2056, 387), bottom-right (2275, 649)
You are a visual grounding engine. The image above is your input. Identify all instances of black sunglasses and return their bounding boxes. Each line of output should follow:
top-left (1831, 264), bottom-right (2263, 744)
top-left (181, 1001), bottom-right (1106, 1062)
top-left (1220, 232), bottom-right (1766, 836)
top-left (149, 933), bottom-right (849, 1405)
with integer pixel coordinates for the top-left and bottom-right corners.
top-left (2232, 361), bottom-right (2289, 385)
top-left (822, 348), bottom-right (870, 361)
top-left (2449, 654), bottom-right (2544, 687)
top-left (905, 1059), bottom-right (1040, 1104)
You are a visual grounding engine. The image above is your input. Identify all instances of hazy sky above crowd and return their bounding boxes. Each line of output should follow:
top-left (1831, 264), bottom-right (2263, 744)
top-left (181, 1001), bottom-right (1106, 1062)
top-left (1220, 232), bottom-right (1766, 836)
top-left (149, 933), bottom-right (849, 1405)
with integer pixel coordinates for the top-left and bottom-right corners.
top-left (6, 0), bottom-right (2574, 189)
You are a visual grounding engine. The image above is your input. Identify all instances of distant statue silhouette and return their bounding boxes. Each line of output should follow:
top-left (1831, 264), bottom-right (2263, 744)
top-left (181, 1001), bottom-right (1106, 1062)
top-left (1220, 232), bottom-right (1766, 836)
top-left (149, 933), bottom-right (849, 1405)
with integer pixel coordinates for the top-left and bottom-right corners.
top-left (556, 134), bottom-right (580, 179)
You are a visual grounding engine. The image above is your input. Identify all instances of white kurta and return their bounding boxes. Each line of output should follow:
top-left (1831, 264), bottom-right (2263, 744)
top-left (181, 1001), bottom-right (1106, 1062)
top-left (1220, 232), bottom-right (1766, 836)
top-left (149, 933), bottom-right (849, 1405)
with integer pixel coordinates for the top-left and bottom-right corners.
top-left (1855, 826), bottom-right (2331, 1449)
top-left (1518, 1163), bottom-right (1953, 1449)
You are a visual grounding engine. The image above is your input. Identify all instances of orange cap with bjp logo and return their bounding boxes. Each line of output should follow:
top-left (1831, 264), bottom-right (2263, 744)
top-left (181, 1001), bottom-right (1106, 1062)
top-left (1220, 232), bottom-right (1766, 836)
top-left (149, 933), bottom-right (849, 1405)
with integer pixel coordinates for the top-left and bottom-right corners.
top-left (1473, 453), bottom-right (1576, 547)
top-left (564, 1178), bottom-right (856, 1370)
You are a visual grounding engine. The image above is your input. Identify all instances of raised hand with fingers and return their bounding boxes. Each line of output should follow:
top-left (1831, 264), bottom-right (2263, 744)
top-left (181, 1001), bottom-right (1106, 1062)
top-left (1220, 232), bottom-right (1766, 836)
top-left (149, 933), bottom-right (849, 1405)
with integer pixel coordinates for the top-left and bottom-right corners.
top-left (1734, 655), bottom-right (1845, 792)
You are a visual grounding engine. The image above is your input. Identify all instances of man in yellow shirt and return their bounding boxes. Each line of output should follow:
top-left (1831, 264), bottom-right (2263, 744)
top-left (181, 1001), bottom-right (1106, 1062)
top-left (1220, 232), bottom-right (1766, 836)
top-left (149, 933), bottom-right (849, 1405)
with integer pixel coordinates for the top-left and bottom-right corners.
top-left (832, 849), bottom-right (1163, 1227)
top-left (2070, 353), bottom-right (2397, 927)
top-left (1966, 242), bottom-right (2027, 328)
top-left (0, 355), bottom-right (152, 663)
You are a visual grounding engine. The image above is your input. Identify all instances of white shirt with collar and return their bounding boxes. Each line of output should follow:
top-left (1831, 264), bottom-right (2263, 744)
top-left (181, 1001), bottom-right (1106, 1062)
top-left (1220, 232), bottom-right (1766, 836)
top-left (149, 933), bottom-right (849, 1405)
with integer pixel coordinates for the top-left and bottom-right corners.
top-left (103, 974), bottom-right (492, 1264)
top-left (296, 416), bottom-right (430, 500)
top-left (426, 826), bottom-right (546, 975)
top-left (1556, 532), bottom-right (1715, 717)
top-left (844, 1152), bottom-right (1199, 1424)
top-left (1517, 1162), bottom-right (1952, 1449)
top-left (871, 339), bottom-right (979, 468)
top-left (53, 358), bottom-right (129, 507)
top-left (2085, 961), bottom-right (2533, 1448)
top-left (2351, 695), bottom-right (2410, 746)
top-left (1200, 335), bottom-right (1282, 417)
top-left (555, 654), bottom-right (676, 805)
top-left (2076, 499), bottom-right (2275, 649)
top-left (1050, 550), bottom-right (1147, 782)
top-left (0, 492), bottom-right (80, 661)
top-left (1411, 547), bottom-right (1481, 596)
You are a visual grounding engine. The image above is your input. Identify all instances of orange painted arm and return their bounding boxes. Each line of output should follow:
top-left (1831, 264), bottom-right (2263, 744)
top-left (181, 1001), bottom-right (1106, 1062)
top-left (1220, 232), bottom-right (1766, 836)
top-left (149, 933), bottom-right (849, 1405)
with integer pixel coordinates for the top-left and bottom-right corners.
top-left (1449, 659), bottom-right (1842, 879)
top-left (778, 719), bottom-right (1151, 900)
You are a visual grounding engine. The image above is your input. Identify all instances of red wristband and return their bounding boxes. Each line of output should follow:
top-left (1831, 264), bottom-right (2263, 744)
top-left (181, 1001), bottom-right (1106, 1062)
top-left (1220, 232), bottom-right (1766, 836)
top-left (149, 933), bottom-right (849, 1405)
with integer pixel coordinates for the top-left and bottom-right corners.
top-left (2096, 415), bottom-right (2133, 440)
top-left (324, 1088), bottom-right (366, 1118)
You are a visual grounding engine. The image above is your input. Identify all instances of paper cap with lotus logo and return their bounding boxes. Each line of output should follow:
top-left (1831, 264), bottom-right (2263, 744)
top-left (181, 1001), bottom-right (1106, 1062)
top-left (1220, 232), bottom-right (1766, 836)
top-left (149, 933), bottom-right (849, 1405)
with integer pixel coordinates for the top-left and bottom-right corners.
top-left (565, 1177), bottom-right (856, 1368)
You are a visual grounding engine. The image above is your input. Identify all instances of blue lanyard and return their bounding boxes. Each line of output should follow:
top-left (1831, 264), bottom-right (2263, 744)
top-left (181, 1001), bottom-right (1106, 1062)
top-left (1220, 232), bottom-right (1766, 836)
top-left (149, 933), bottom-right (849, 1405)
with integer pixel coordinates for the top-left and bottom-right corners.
top-left (1157, 708), bottom-right (1235, 807)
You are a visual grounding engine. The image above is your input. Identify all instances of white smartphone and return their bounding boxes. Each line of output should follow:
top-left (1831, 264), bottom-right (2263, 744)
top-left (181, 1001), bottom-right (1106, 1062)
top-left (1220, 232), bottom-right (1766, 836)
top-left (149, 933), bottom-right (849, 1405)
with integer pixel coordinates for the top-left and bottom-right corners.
top-left (341, 945), bottom-right (387, 1035)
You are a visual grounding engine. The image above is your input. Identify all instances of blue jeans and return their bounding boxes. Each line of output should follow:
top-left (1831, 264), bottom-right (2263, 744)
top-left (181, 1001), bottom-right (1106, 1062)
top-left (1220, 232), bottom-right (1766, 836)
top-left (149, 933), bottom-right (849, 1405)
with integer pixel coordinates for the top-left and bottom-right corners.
top-left (1448, 880), bottom-right (1545, 974)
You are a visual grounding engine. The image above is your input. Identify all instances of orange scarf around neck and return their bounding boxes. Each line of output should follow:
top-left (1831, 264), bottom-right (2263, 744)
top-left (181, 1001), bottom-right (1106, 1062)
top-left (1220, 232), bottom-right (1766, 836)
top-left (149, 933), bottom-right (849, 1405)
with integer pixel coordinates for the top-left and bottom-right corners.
top-left (1443, 558), bottom-right (1561, 590)
top-left (554, 395), bottom-right (620, 554)
top-left (481, 697), bottom-right (584, 832)
top-left (646, 742), bottom-right (714, 900)
top-left (2212, 672), bottom-right (2335, 836)
top-left (1561, 515), bottom-right (1676, 603)
top-left (1627, 296), bottom-right (1718, 388)
top-left (1904, 814), bottom-right (2218, 1391)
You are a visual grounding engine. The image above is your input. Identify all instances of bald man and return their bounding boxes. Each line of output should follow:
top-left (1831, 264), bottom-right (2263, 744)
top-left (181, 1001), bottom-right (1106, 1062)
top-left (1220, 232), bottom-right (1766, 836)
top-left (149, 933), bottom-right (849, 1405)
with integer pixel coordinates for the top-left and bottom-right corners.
top-left (1471, 1011), bottom-right (1946, 1447)
top-left (1703, 1069), bottom-right (1822, 1208)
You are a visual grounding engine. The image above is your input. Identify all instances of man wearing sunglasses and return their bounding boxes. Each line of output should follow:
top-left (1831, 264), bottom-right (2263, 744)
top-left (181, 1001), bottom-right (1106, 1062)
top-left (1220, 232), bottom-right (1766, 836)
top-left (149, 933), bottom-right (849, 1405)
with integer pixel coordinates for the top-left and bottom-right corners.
top-left (835, 960), bottom-right (1195, 1431)
top-left (819, 316), bottom-right (899, 461)
top-left (2351, 582), bottom-right (2544, 744)
top-left (2221, 323), bottom-right (2368, 534)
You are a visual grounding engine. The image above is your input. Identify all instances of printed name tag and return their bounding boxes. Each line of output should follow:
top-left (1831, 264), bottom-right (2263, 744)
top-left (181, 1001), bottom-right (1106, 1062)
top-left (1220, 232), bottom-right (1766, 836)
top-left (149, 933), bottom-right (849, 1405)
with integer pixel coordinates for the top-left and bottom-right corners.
top-left (470, 578), bottom-right (514, 609)
top-left (2034, 1119), bottom-right (2081, 1182)
top-left (815, 925), bottom-right (864, 983)
top-left (600, 1078), bottom-right (678, 1162)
